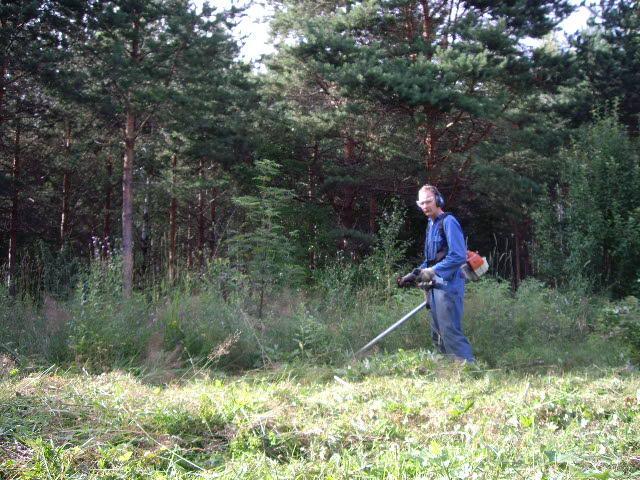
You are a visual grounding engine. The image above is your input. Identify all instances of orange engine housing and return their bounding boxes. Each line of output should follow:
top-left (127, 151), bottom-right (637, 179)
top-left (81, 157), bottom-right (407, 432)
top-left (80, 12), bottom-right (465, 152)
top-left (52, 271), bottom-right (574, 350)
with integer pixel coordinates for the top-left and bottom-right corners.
top-left (466, 250), bottom-right (484, 272)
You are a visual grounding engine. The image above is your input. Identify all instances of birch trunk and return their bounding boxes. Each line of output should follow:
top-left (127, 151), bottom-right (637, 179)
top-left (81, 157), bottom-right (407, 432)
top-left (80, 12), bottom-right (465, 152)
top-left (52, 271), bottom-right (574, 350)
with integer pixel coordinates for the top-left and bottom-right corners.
top-left (168, 155), bottom-right (178, 282)
top-left (7, 119), bottom-right (21, 296)
top-left (60, 121), bottom-right (72, 249)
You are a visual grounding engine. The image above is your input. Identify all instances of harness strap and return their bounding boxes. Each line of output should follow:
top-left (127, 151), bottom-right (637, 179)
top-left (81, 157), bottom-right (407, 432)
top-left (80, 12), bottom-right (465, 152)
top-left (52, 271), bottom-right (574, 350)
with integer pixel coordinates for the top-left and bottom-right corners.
top-left (427, 213), bottom-right (449, 267)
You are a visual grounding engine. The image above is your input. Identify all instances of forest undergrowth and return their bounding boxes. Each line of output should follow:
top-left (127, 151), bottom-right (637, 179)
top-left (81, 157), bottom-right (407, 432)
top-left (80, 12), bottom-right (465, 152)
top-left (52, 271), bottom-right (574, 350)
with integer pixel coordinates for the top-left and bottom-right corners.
top-left (1, 256), bottom-right (638, 373)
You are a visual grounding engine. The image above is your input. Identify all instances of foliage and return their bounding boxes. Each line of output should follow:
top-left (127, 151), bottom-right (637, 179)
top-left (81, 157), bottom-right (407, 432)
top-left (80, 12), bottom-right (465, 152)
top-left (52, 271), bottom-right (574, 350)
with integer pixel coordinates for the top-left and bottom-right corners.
top-left (569, 0), bottom-right (640, 134)
top-left (67, 256), bottom-right (153, 370)
top-left (465, 278), bottom-right (625, 368)
top-left (228, 159), bottom-right (303, 317)
top-left (271, 0), bottom-right (572, 180)
top-left (531, 189), bottom-right (566, 286)
top-left (596, 295), bottom-right (640, 362)
top-left (363, 198), bottom-right (411, 293)
top-left (534, 115), bottom-right (640, 297)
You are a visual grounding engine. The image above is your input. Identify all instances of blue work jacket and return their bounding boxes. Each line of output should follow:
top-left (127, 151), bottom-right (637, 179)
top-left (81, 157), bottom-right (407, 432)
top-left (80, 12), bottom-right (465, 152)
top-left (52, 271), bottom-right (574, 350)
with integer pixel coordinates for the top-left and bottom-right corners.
top-left (419, 213), bottom-right (467, 293)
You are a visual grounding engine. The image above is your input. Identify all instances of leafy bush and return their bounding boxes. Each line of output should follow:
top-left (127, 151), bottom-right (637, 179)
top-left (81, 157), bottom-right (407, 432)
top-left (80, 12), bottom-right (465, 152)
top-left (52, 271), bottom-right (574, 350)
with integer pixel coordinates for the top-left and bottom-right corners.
top-left (362, 198), bottom-right (411, 294)
top-left (596, 295), bottom-right (640, 361)
top-left (534, 115), bottom-right (640, 297)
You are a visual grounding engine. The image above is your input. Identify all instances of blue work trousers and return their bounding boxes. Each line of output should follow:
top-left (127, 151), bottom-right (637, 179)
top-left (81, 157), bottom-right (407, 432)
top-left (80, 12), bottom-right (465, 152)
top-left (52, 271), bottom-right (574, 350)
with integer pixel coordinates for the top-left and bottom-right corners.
top-left (429, 287), bottom-right (474, 362)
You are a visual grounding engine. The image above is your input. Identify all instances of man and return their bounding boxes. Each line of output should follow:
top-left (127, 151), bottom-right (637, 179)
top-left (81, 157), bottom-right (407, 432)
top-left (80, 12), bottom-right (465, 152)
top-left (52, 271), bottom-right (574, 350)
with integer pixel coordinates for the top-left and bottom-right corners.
top-left (398, 185), bottom-right (474, 362)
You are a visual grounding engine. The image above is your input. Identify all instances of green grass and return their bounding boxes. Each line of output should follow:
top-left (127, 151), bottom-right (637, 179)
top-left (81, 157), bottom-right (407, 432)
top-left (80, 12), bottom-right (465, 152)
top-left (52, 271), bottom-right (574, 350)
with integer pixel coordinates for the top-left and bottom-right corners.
top-left (3, 277), bottom-right (633, 372)
top-left (1, 353), bottom-right (639, 479)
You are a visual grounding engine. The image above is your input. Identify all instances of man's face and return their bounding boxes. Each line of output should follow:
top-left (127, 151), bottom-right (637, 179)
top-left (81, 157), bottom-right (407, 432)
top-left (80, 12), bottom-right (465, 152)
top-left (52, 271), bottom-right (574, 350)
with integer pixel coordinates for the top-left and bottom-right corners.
top-left (417, 190), bottom-right (437, 217)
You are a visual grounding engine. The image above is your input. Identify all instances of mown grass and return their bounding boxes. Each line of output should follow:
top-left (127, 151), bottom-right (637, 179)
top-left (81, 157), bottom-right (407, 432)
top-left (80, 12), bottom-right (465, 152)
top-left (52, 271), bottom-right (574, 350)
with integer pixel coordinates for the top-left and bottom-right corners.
top-left (1, 353), bottom-right (639, 479)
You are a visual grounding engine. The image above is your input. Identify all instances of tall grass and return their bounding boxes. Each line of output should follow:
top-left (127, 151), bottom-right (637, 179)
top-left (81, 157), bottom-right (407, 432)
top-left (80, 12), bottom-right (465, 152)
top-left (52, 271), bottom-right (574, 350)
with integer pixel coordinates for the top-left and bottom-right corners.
top-left (0, 202), bottom-right (636, 371)
top-left (0, 260), bottom-right (635, 373)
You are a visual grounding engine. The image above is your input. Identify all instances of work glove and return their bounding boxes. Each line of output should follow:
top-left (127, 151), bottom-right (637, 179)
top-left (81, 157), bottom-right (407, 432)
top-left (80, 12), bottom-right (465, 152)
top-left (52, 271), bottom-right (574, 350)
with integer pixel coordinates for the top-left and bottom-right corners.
top-left (417, 267), bottom-right (436, 283)
top-left (396, 268), bottom-right (420, 288)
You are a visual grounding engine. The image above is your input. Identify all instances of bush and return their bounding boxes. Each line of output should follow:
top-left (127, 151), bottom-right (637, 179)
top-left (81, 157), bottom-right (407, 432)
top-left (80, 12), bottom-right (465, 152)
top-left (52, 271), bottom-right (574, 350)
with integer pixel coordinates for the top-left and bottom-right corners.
top-left (534, 115), bottom-right (640, 297)
top-left (465, 278), bottom-right (627, 367)
top-left (596, 296), bottom-right (640, 362)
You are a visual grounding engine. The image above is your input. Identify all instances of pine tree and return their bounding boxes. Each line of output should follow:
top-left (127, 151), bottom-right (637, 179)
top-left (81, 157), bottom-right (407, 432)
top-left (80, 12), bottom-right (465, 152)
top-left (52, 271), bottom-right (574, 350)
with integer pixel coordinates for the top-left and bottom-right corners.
top-left (1, 0), bottom-right (85, 294)
top-left (229, 159), bottom-right (301, 318)
top-left (569, 0), bottom-right (640, 135)
top-left (269, 0), bottom-right (573, 192)
top-left (79, 0), bottom-right (240, 296)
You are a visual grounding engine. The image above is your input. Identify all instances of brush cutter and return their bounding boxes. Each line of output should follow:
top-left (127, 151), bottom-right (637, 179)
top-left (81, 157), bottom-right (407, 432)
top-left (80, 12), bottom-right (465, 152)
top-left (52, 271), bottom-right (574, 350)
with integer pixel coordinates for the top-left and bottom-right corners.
top-left (355, 279), bottom-right (434, 357)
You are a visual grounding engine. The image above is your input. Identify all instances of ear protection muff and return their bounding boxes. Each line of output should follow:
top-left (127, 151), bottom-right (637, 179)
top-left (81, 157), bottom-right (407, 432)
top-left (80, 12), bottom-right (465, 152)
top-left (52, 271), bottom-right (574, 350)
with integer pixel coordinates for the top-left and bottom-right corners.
top-left (427, 185), bottom-right (445, 208)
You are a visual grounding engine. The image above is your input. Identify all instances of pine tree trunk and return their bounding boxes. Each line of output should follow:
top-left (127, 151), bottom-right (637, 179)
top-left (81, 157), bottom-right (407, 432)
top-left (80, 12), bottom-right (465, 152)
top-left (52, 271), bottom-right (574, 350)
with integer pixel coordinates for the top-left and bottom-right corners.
top-left (0, 58), bottom-right (6, 131)
top-left (209, 187), bottom-right (217, 256)
top-left (308, 142), bottom-right (321, 269)
top-left (141, 172), bottom-right (150, 275)
top-left (169, 154), bottom-right (178, 283)
top-left (122, 17), bottom-right (141, 296)
top-left (60, 121), bottom-right (72, 249)
top-left (197, 159), bottom-right (205, 265)
top-left (7, 119), bottom-right (21, 297)
top-left (60, 171), bottom-right (70, 248)
top-left (258, 280), bottom-right (265, 320)
top-left (513, 221), bottom-right (521, 289)
top-left (122, 106), bottom-right (135, 297)
top-left (339, 137), bottom-right (357, 254)
top-left (187, 208), bottom-right (194, 269)
top-left (419, 0), bottom-right (434, 46)
top-left (402, 5), bottom-right (415, 42)
top-left (308, 142), bottom-right (320, 200)
top-left (522, 218), bottom-right (532, 279)
top-left (369, 194), bottom-right (378, 234)
top-left (103, 156), bottom-right (113, 250)
top-left (424, 112), bottom-right (441, 175)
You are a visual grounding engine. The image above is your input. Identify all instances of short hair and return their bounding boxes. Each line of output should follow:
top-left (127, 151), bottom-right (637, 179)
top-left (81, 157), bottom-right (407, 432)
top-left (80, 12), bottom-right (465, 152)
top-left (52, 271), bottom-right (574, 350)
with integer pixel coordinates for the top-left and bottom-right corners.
top-left (419, 185), bottom-right (440, 197)
top-left (419, 184), bottom-right (445, 208)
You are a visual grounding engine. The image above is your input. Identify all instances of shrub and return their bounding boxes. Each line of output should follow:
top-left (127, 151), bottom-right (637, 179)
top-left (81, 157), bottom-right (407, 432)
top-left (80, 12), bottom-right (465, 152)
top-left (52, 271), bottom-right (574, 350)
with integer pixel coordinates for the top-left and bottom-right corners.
top-left (596, 296), bottom-right (640, 362)
top-left (534, 115), bottom-right (640, 297)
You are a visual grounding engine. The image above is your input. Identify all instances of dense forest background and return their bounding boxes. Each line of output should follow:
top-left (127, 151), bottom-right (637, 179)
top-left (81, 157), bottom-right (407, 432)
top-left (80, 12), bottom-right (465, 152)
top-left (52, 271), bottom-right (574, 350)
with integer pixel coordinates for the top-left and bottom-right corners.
top-left (1, 0), bottom-right (640, 370)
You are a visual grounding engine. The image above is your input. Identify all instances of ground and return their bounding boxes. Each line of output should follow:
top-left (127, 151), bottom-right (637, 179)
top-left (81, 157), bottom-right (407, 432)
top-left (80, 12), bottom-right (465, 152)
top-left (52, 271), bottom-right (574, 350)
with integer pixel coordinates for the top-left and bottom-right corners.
top-left (1, 351), bottom-right (639, 479)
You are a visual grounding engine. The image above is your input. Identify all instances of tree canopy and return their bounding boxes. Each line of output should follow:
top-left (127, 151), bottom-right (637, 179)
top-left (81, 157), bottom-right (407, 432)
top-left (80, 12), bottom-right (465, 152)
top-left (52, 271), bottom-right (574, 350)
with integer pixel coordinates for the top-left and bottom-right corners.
top-left (1, 0), bottom-right (639, 298)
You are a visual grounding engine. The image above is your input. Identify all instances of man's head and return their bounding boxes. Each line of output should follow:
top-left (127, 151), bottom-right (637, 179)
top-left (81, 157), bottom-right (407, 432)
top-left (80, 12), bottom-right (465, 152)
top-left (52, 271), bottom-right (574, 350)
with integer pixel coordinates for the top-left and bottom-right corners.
top-left (417, 185), bottom-right (444, 219)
